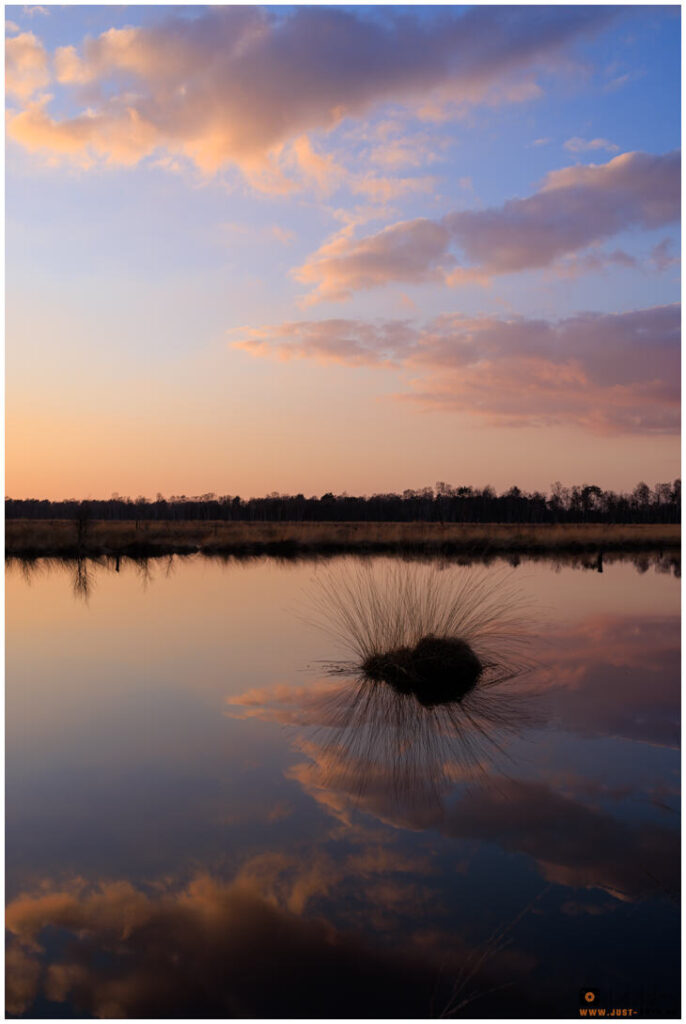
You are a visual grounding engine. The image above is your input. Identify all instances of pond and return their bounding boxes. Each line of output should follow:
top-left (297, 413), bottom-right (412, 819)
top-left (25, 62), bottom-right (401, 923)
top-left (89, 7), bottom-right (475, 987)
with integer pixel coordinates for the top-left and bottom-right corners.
top-left (5, 552), bottom-right (680, 1018)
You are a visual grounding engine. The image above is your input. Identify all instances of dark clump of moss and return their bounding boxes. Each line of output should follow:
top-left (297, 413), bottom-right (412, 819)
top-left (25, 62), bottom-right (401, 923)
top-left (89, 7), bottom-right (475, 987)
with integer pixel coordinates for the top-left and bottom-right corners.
top-left (361, 634), bottom-right (483, 708)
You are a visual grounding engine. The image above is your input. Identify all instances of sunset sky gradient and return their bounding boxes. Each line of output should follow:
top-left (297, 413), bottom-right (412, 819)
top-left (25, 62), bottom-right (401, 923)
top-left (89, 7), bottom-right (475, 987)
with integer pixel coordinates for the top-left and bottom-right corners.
top-left (5, 4), bottom-right (681, 499)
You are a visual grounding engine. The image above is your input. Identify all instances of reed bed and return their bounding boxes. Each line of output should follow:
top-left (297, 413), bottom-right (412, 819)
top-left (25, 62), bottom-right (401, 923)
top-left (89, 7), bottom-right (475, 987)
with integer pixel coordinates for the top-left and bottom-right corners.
top-left (5, 518), bottom-right (680, 559)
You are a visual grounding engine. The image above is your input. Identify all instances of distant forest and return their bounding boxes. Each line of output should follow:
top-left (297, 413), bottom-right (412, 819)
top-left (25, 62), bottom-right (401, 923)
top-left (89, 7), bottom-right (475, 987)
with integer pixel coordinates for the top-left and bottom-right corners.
top-left (5, 480), bottom-right (681, 524)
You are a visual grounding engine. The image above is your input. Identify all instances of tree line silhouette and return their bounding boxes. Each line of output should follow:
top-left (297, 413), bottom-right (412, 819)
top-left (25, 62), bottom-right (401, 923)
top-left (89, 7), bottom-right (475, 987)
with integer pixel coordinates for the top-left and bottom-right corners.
top-left (5, 480), bottom-right (680, 525)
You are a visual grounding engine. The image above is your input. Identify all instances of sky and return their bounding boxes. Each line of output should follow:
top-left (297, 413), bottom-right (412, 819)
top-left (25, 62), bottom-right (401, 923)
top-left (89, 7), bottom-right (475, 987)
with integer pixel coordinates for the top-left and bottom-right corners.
top-left (5, 3), bottom-right (681, 500)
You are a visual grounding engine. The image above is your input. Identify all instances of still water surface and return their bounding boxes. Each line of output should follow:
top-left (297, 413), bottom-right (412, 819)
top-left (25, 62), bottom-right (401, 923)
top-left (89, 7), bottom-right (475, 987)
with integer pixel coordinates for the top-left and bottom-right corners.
top-left (6, 554), bottom-right (680, 1018)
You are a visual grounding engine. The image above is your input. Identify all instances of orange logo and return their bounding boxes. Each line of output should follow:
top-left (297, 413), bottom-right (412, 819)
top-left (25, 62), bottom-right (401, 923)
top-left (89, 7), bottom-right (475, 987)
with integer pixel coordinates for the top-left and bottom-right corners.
top-left (584, 992), bottom-right (596, 1003)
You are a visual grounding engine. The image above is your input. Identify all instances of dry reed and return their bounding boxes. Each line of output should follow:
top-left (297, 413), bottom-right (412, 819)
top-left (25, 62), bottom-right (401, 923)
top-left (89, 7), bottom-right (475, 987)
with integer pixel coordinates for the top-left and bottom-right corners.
top-left (5, 518), bottom-right (680, 560)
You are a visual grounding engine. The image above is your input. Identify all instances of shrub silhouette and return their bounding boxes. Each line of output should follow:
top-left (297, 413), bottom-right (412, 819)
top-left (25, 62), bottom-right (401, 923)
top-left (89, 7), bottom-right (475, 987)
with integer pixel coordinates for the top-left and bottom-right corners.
top-left (362, 635), bottom-right (483, 706)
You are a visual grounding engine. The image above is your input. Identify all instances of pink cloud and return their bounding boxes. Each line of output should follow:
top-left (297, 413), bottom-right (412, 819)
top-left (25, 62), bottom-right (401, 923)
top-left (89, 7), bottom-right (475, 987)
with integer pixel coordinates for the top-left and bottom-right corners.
top-left (453, 149), bottom-right (680, 274)
top-left (232, 303), bottom-right (680, 435)
top-left (7, 6), bottom-right (615, 183)
top-left (5, 30), bottom-right (49, 99)
top-left (294, 219), bottom-right (456, 301)
top-left (233, 317), bottom-right (417, 368)
top-left (442, 778), bottom-right (679, 902)
top-left (229, 674), bottom-right (677, 906)
top-left (5, 868), bottom-right (455, 1018)
top-left (650, 237), bottom-right (680, 272)
top-left (539, 613), bottom-right (680, 748)
top-left (296, 150), bottom-right (680, 297)
top-left (282, 739), bottom-right (678, 903)
top-left (563, 136), bottom-right (619, 153)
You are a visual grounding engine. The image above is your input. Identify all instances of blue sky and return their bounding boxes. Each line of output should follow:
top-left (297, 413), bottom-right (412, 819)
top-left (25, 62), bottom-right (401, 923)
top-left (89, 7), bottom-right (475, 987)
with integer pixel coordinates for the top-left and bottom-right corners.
top-left (5, 4), bottom-right (681, 498)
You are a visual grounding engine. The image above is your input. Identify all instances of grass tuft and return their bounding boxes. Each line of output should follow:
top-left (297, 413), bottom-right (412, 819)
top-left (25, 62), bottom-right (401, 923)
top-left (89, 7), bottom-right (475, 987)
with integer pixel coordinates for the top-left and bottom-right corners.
top-left (307, 559), bottom-right (532, 681)
top-left (298, 561), bottom-right (540, 804)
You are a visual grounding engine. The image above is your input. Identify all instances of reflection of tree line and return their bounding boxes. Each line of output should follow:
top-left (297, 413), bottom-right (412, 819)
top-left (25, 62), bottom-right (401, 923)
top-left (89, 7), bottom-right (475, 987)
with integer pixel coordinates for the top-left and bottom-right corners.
top-left (6, 546), bottom-right (680, 606)
top-left (9, 554), bottom-right (174, 602)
